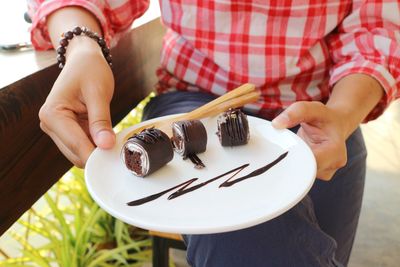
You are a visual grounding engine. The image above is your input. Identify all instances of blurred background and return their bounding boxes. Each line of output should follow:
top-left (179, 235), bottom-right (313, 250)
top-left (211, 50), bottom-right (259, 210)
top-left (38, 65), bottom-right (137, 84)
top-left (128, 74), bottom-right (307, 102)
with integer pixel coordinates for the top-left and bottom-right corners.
top-left (0, 1), bottom-right (399, 266)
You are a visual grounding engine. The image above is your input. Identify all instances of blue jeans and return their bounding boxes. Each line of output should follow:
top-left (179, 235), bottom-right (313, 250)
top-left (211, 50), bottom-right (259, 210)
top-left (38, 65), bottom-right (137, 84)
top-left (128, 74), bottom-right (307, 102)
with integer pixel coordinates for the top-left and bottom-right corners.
top-left (143, 91), bottom-right (367, 267)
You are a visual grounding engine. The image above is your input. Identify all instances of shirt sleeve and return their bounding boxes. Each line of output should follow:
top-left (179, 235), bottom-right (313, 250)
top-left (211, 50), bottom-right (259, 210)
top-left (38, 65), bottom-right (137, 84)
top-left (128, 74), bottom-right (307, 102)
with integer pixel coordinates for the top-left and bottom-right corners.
top-left (327, 0), bottom-right (400, 121)
top-left (27, 0), bottom-right (150, 50)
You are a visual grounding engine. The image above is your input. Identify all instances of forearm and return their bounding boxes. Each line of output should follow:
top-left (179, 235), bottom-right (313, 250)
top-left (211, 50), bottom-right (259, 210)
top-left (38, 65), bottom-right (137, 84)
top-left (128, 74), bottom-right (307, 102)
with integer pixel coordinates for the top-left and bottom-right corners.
top-left (327, 73), bottom-right (384, 138)
top-left (41, 6), bottom-right (115, 167)
top-left (47, 7), bottom-right (103, 57)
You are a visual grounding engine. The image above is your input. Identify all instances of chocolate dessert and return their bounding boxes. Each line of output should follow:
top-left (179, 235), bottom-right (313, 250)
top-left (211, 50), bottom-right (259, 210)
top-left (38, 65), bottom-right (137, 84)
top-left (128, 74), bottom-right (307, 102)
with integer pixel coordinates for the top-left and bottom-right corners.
top-left (171, 120), bottom-right (207, 168)
top-left (171, 120), bottom-right (207, 157)
top-left (122, 128), bottom-right (174, 177)
top-left (217, 108), bottom-right (250, 146)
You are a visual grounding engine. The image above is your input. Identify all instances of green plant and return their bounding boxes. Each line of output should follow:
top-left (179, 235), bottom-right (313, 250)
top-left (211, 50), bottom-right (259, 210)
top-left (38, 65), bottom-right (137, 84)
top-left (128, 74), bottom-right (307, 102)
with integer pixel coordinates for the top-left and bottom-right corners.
top-left (0, 95), bottom-right (156, 267)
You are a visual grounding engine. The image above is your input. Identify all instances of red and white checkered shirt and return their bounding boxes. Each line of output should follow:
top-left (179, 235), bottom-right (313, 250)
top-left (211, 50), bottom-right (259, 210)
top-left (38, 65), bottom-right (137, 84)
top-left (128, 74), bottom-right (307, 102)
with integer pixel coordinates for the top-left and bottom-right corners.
top-left (29, 0), bottom-right (400, 121)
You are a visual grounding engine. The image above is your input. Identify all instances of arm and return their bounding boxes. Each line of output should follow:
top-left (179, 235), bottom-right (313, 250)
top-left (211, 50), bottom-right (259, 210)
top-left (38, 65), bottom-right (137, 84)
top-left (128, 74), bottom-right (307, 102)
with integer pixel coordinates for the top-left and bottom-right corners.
top-left (47, 7), bottom-right (103, 51)
top-left (326, 74), bottom-right (383, 139)
top-left (28, 0), bottom-right (150, 50)
top-left (39, 7), bottom-right (115, 168)
top-left (29, 1), bottom-right (149, 167)
top-left (272, 0), bottom-right (400, 180)
top-left (272, 74), bottom-right (383, 180)
top-left (326, 0), bottom-right (400, 121)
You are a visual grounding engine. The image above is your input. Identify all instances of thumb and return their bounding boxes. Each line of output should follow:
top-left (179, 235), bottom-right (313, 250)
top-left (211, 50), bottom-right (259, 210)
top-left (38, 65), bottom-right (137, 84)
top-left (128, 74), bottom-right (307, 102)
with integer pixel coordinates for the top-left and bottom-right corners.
top-left (86, 93), bottom-right (116, 149)
top-left (272, 101), bottom-right (326, 129)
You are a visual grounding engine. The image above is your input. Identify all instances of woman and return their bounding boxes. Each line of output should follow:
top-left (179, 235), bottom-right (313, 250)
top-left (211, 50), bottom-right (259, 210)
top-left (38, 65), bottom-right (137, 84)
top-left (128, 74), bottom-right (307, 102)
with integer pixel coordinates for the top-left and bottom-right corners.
top-left (29, 1), bottom-right (399, 266)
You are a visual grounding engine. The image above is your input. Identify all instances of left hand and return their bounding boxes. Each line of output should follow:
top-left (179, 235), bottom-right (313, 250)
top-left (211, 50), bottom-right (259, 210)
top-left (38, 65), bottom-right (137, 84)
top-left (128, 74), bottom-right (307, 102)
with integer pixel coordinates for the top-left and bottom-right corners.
top-left (272, 101), bottom-right (349, 181)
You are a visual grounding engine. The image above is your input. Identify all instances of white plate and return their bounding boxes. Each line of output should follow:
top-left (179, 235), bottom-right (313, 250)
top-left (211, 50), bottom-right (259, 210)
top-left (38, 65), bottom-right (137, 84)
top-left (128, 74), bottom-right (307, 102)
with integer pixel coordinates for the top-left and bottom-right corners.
top-left (85, 115), bottom-right (316, 234)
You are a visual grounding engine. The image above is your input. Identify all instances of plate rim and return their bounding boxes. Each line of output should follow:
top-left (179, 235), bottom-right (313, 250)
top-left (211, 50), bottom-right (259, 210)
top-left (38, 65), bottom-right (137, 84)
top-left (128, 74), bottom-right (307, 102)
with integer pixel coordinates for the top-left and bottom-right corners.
top-left (85, 114), bottom-right (316, 234)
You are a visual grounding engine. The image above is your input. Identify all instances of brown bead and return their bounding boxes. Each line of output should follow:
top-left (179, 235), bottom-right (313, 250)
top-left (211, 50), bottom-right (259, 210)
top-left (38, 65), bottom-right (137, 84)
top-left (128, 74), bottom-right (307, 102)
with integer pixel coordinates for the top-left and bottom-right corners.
top-left (85, 31), bottom-right (95, 38)
top-left (92, 34), bottom-right (100, 42)
top-left (59, 38), bottom-right (68, 47)
top-left (72, 26), bottom-right (82, 35)
top-left (56, 27), bottom-right (112, 70)
top-left (102, 47), bottom-right (110, 55)
top-left (64, 31), bottom-right (73, 40)
top-left (97, 38), bottom-right (106, 47)
top-left (56, 46), bottom-right (66, 54)
top-left (56, 55), bottom-right (65, 64)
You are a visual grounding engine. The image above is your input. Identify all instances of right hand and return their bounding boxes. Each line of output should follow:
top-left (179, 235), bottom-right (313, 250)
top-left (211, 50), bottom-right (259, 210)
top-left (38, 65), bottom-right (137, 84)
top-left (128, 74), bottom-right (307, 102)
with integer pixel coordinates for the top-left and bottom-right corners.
top-left (39, 40), bottom-right (115, 168)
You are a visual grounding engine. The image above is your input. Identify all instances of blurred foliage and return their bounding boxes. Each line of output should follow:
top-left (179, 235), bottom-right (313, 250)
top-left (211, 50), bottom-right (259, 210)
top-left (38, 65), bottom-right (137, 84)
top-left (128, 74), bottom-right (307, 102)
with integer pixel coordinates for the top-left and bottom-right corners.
top-left (0, 94), bottom-right (162, 267)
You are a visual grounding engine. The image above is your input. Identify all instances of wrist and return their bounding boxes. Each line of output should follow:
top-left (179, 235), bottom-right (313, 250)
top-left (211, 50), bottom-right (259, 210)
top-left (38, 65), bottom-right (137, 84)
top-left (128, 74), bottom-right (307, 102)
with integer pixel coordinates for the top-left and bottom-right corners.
top-left (327, 73), bottom-right (384, 138)
top-left (65, 36), bottom-right (103, 59)
top-left (56, 27), bottom-right (112, 69)
top-left (325, 105), bottom-right (355, 140)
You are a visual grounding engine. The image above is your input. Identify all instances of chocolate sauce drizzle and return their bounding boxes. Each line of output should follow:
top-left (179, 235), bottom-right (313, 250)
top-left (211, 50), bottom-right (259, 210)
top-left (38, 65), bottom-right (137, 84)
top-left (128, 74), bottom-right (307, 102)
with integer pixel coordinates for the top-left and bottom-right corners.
top-left (127, 151), bottom-right (288, 206)
top-left (226, 109), bottom-right (246, 142)
top-left (172, 120), bottom-right (207, 169)
top-left (129, 127), bottom-right (167, 144)
top-left (219, 151), bottom-right (288, 187)
top-left (187, 154), bottom-right (206, 169)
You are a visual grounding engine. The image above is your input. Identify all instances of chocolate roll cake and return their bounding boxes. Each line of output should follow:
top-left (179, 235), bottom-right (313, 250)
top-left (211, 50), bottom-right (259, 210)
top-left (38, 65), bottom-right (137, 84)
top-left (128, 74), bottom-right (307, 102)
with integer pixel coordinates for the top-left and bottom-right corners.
top-left (217, 108), bottom-right (250, 146)
top-left (122, 128), bottom-right (173, 177)
top-left (171, 120), bottom-right (207, 158)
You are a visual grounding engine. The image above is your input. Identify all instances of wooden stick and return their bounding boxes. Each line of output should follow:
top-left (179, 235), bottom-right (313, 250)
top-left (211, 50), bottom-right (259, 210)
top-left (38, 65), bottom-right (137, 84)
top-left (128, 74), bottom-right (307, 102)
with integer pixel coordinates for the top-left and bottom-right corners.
top-left (184, 83), bottom-right (255, 119)
top-left (123, 84), bottom-right (259, 141)
top-left (185, 91), bottom-right (260, 120)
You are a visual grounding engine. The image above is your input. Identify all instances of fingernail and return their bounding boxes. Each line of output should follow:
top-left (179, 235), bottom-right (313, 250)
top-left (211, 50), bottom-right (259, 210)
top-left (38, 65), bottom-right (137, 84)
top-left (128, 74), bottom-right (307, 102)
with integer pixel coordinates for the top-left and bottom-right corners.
top-left (96, 130), bottom-right (115, 148)
top-left (272, 114), bottom-right (290, 129)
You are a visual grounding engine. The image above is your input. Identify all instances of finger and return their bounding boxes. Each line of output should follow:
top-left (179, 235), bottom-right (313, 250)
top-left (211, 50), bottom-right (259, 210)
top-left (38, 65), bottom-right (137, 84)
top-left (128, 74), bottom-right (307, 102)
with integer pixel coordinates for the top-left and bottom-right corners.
top-left (85, 92), bottom-right (116, 149)
top-left (296, 126), bottom-right (347, 181)
top-left (299, 123), bottom-right (328, 144)
top-left (40, 122), bottom-right (90, 168)
top-left (40, 107), bottom-right (95, 166)
top-left (272, 101), bottom-right (326, 129)
top-left (312, 146), bottom-right (347, 181)
top-left (315, 152), bottom-right (346, 180)
top-left (316, 169), bottom-right (336, 181)
top-left (76, 113), bottom-right (95, 144)
top-left (309, 147), bottom-right (336, 181)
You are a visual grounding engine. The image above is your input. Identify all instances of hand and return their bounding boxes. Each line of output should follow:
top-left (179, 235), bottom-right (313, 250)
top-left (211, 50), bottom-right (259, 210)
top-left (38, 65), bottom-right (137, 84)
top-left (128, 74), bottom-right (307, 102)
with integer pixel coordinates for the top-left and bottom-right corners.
top-left (39, 43), bottom-right (115, 168)
top-left (272, 101), bottom-right (349, 181)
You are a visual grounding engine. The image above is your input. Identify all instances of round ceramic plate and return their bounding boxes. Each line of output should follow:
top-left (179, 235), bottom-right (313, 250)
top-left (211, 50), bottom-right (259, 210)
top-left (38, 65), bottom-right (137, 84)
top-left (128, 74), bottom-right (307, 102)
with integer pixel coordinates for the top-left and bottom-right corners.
top-left (85, 115), bottom-right (316, 234)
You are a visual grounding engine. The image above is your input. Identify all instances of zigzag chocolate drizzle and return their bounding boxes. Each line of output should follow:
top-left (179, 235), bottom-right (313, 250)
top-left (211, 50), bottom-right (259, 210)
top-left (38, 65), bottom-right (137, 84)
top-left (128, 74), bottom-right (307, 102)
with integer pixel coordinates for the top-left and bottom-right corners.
top-left (127, 151), bottom-right (288, 206)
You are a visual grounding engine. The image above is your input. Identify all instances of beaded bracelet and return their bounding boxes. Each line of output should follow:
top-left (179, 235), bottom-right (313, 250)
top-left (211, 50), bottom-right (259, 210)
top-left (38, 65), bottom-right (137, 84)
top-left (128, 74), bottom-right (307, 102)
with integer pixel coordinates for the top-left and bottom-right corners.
top-left (56, 26), bottom-right (112, 69)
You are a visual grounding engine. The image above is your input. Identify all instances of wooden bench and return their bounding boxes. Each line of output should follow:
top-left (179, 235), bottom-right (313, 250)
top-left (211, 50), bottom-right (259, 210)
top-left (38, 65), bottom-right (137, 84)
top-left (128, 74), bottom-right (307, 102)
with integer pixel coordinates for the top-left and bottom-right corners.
top-left (0, 18), bottom-right (184, 267)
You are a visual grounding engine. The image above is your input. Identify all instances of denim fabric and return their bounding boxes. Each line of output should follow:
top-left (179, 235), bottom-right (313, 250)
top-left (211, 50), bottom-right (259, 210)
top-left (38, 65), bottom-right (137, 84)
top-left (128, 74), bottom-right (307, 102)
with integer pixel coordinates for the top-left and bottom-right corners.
top-left (142, 91), bottom-right (366, 267)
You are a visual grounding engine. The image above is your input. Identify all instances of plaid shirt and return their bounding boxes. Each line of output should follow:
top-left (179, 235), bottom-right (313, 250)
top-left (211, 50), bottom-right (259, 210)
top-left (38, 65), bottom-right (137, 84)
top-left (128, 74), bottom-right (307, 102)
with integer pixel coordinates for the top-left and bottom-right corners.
top-left (29, 0), bottom-right (400, 120)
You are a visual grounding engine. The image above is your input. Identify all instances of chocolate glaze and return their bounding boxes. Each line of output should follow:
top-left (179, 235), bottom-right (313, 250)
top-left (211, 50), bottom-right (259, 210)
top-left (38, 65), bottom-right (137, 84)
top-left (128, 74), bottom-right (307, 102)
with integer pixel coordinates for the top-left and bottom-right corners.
top-left (172, 120), bottom-right (207, 157)
top-left (217, 109), bottom-right (249, 146)
top-left (123, 128), bottom-right (174, 177)
top-left (188, 154), bottom-right (206, 169)
top-left (127, 151), bottom-right (288, 206)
